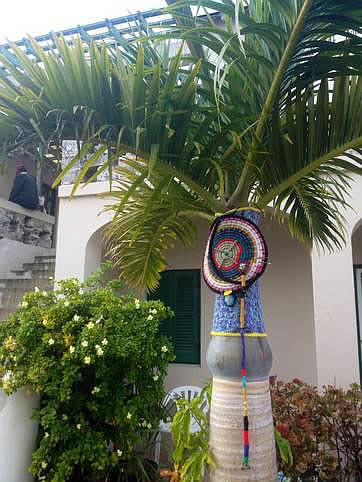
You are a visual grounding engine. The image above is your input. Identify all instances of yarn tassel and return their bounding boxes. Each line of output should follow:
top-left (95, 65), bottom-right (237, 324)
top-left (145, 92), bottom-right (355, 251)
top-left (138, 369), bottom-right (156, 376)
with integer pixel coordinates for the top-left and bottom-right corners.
top-left (240, 274), bottom-right (250, 469)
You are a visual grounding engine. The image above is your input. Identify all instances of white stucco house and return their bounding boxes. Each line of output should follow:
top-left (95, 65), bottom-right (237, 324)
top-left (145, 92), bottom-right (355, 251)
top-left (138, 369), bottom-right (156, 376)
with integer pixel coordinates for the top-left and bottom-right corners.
top-left (0, 7), bottom-right (359, 396)
top-left (54, 144), bottom-right (362, 392)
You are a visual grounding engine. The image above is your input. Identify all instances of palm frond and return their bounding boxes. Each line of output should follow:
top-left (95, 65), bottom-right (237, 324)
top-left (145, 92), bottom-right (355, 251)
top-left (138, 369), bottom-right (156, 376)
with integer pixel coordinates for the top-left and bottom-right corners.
top-left (105, 157), bottom-right (214, 291)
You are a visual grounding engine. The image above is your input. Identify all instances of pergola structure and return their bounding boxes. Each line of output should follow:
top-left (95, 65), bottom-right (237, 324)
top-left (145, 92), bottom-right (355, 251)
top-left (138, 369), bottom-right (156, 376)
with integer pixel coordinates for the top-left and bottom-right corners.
top-left (0, 8), bottom-right (221, 72)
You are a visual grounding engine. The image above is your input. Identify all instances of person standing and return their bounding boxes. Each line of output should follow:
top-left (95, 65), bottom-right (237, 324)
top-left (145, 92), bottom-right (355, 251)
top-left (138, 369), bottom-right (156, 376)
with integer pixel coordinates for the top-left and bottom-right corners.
top-left (9, 165), bottom-right (38, 210)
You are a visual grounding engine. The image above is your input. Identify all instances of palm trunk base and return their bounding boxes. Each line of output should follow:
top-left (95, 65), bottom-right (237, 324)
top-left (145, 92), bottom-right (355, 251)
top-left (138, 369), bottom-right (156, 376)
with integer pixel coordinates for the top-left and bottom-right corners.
top-left (209, 377), bottom-right (277, 482)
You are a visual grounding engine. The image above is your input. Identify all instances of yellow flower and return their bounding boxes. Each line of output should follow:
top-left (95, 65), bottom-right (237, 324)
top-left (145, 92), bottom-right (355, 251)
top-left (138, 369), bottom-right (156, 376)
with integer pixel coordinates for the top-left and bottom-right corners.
top-left (64, 335), bottom-right (73, 347)
top-left (4, 336), bottom-right (16, 351)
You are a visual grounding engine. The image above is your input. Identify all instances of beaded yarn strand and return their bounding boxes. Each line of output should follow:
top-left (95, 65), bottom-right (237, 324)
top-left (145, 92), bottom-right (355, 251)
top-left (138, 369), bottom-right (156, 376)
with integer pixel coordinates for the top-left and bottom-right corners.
top-left (240, 274), bottom-right (250, 469)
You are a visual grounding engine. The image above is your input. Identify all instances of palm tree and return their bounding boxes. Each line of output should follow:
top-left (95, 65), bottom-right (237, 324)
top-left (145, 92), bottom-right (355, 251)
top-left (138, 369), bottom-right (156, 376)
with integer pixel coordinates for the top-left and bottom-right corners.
top-left (0, 1), bottom-right (362, 480)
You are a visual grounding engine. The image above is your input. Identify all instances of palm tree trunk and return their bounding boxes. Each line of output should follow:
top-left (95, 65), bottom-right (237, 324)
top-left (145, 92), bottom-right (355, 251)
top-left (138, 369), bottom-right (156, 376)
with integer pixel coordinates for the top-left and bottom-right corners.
top-left (206, 209), bottom-right (277, 481)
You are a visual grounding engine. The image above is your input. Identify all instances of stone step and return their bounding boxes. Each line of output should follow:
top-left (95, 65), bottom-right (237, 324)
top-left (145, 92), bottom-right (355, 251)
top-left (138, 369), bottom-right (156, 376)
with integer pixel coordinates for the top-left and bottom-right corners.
top-left (21, 261), bottom-right (55, 273)
top-left (34, 255), bottom-right (56, 263)
top-left (0, 251), bottom-right (56, 317)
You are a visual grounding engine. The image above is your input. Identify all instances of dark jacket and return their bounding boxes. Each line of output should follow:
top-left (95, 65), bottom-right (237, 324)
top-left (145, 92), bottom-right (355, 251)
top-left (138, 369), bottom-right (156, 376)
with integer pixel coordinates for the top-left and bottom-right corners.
top-left (9, 173), bottom-right (38, 210)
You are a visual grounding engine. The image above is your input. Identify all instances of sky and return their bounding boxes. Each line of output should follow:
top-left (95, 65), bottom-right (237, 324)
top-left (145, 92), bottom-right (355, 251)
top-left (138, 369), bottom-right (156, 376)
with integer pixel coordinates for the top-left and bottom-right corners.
top-left (0, 0), bottom-right (166, 43)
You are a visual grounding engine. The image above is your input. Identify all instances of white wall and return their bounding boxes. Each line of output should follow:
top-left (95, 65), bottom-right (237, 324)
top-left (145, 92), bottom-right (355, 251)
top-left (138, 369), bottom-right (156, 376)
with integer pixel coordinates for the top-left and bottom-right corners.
top-left (312, 174), bottom-right (362, 388)
top-left (260, 218), bottom-right (317, 385)
top-left (56, 185), bottom-right (318, 389)
top-left (55, 182), bottom-right (113, 282)
top-left (56, 175), bottom-right (362, 391)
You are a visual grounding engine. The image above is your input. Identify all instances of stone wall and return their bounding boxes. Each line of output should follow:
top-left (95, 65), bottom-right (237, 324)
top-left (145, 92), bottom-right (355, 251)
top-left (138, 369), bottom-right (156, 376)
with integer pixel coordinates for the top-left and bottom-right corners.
top-left (0, 199), bottom-right (54, 248)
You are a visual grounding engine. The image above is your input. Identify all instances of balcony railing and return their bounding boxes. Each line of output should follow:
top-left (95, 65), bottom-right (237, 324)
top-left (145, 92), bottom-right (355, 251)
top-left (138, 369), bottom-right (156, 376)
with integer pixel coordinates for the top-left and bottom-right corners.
top-left (0, 199), bottom-right (55, 248)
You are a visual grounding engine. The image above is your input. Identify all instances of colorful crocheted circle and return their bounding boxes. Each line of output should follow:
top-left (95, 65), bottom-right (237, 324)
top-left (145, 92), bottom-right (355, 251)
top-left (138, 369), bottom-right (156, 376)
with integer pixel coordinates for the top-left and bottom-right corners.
top-left (203, 215), bottom-right (268, 293)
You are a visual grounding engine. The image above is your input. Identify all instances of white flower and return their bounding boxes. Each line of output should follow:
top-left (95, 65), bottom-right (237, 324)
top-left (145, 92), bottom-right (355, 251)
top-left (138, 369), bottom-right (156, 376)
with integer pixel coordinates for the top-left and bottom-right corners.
top-left (161, 345), bottom-right (168, 353)
top-left (69, 346), bottom-right (75, 354)
top-left (84, 356), bottom-right (91, 365)
top-left (76, 423), bottom-right (81, 430)
top-left (44, 432), bottom-right (49, 439)
top-left (147, 423), bottom-right (152, 429)
top-left (153, 374), bottom-right (159, 381)
top-left (81, 340), bottom-right (88, 348)
top-left (92, 386), bottom-right (100, 394)
top-left (73, 315), bottom-right (81, 322)
top-left (95, 317), bottom-right (102, 324)
top-left (101, 338), bottom-right (108, 346)
top-left (149, 308), bottom-right (158, 315)
top-left (126, 412), bottom-right (132, 420)
top-left (134, 299), bottom-right (140, 309)
top-left (41, 461), bottom-right (48, 469)
top-left (34, 287), bottom-right (40, 293)
top-left (62, 414), bottom-right (68, 421)
top-left (2, 371), bottom-right (12, 383)
top-left (42, 319), bottom-right (49, 327)
top-left (96, 347), bottom-right (104, 357)
top-left (86, 321), bottom-right (95, 329)
top-left (42, 291), bottom-right (48, 297)
top-left (117, 449), bottom-right (123, 457)
top-left (64, 301), bottom-right (70, 307)
top-left (147, 315), bottom-right (153, 321)
top-left (79, 288), bottom-right (84, 294)
top-left (141, 420), bottom-right (147, 427)
top-left (48, 338), bottom-right (55, 346)
top-left (20, 301), bottom-right (28, 308)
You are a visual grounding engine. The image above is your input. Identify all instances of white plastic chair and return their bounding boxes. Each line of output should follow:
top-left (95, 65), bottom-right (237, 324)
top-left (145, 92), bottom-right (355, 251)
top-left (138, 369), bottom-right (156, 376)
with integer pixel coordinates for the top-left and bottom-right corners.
top-left (154, 385), bottom-right (209, 464)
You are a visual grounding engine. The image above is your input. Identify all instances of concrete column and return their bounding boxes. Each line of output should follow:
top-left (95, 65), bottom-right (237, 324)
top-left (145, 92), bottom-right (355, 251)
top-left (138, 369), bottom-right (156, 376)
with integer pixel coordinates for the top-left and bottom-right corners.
top-left (312, 238), bottom-right (360, 387)
top-left (0, 389), bottom-right (39, 482)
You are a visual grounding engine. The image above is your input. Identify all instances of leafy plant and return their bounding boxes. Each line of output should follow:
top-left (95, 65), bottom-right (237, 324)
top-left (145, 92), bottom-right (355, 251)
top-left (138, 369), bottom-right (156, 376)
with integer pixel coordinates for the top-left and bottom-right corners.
top-left (271, 379), bottom-right (362, 481)
top-left (0, 277), bottom-right (174, 482)
top-left (275, 429), bottom-right (293, 470)
top-left (161, 383), bottom-right (214, 482)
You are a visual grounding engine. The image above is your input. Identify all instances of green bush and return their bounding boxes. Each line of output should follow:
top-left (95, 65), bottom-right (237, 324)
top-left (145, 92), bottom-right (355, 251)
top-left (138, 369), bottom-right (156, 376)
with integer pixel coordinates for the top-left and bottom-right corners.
top-left (0, 278), bottom-right (174, 482)
top-left (271, 379), bottom-right (362, 482)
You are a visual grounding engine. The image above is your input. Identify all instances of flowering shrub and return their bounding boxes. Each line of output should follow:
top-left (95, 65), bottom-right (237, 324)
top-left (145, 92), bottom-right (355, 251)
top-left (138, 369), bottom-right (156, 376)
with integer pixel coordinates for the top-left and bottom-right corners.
top-left (0, 278), bottom-right (174, 482)
top-left (271, 379), bottom-right (361, 481)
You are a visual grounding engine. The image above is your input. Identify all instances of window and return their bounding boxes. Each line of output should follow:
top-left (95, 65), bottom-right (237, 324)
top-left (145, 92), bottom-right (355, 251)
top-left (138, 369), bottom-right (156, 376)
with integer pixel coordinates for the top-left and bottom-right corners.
top-left (149, 270), bottom-right (201, 364)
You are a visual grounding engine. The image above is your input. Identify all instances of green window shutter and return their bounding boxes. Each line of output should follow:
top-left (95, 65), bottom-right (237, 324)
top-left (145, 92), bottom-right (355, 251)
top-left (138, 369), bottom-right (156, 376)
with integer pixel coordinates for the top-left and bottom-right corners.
top-left (149, 270), bottom-right (200, 364)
